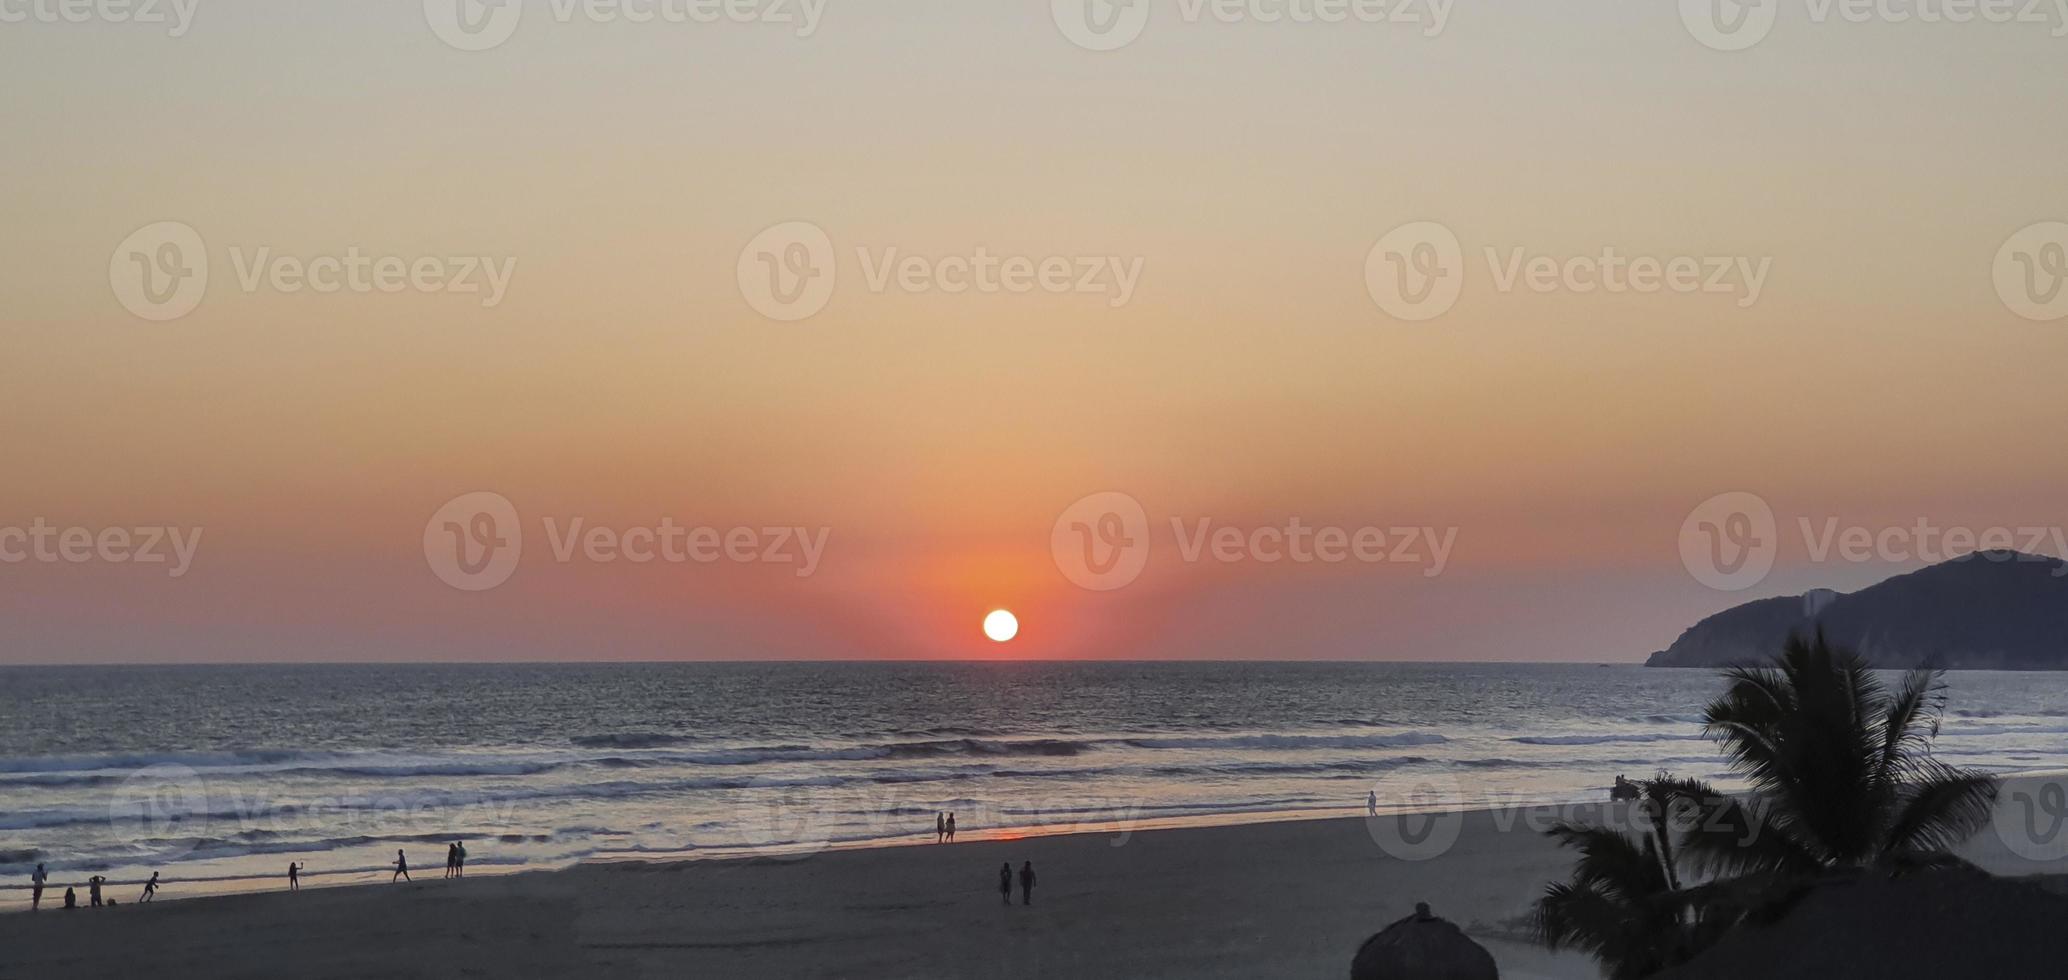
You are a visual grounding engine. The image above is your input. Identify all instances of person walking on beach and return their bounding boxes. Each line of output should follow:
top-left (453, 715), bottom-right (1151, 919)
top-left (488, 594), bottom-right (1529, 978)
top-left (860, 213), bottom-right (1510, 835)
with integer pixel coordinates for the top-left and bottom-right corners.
top-left (140, 871), bottom-right (159, 903)
top-left (455, 841), bottom-right (466, 878)
top-left (946, 813), bottom-right (957, 842)
top-left (31, 863), bottom-right (46, 910)
top-left (288, 863), bottom-right (302, 892)
top-left (1018, 861), bottom-right (1036, 906)
top-left (444, 843), bottom-right (457, 879)
top-left (1368, 790), bottom-right (1379, 817)
top-left (998, 863), bottom-right (1013, 905)
top-left (393, 850), bottom-right (411, 883)
top-left (936, 812), bottom-right (946, 844)
top-left (88, 875), bottom-right (105, 908)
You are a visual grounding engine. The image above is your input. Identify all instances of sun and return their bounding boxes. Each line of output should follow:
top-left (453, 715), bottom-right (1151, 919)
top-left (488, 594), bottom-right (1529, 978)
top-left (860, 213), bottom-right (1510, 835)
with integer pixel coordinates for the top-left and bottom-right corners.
top-left (983, 609), bottom-right (1020, 643)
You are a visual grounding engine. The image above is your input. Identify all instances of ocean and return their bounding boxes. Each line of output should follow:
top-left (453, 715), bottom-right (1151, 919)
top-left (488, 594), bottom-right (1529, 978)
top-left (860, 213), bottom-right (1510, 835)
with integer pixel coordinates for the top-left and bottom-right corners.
top-left (4, 662), bottom-right (2065, 901)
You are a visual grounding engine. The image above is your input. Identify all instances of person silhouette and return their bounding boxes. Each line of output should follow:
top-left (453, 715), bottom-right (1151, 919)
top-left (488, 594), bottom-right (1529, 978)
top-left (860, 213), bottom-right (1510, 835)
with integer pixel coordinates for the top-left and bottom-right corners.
top-left (31, 863), bottom-right (46, 911)
top-left (140, 871), bottom-right (159, 903)
top-left (63, 886), bottom-right (77, 910)
top-left (1018, 861), bottom-right (1036, 906)
top-left (393, 850), bottom-right (410, 883)
top-left (936, 812), bottom-right (945, 844)
top-left (88, 875), bottom-right (105, 908)
top-left (1368, 790), bottom-right (1379, 817)
top-left (445, 843), bottom-right (457, 879)
top-left (455, 841), bottom-right (466, 878)
top-left (288, 862), bottom-right (301, 892)
top-left (998, 863), bottom-right (1013, 905)
top-left (946, 813), bottom-right (957, 842)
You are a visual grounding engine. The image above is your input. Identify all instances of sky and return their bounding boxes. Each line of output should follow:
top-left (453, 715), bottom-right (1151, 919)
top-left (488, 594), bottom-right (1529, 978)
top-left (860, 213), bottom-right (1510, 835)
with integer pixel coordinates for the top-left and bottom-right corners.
top-left (3, 1), bottom-right (2066, 664)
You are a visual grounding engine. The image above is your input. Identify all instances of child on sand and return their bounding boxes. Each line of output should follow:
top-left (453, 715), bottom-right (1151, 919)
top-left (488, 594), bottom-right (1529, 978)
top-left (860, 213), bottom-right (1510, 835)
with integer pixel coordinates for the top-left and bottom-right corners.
top-left (140, 871), bottom-right (159, 902)
top-left (288, 863), bottom-right (301, 892)
top-left (393, 850), bottom-right (411, 882)
top-left (31, 863), bottom-right (46, 911)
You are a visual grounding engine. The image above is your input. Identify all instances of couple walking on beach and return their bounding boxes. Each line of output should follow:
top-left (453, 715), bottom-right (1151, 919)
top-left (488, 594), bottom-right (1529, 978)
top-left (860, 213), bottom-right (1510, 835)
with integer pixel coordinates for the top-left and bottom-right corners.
top-left (934, 812), bottom-right (957, 843)
top-left (444, 841), bottom-right (468, 878)
top-left (997, 862), bottom-right (1036, 905)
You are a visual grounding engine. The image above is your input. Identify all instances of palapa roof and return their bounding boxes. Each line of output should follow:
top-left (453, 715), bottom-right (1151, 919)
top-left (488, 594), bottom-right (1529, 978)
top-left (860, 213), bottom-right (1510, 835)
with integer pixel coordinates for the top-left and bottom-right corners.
top-left (1351, 902), bottom-right (1500, 980)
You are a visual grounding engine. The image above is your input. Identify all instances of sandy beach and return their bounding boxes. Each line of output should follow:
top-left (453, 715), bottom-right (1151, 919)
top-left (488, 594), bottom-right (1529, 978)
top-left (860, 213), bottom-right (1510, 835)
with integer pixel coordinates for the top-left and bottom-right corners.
top-left (0, 808), bottom-right (1584, 979)
top-left (7, 777), bottom-right (2063, 980)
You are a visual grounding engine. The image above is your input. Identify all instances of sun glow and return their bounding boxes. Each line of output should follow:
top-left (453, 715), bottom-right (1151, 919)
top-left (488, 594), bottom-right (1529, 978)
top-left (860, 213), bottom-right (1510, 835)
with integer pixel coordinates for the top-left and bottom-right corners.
top-left (983, 609), bottom-right (1020, 643)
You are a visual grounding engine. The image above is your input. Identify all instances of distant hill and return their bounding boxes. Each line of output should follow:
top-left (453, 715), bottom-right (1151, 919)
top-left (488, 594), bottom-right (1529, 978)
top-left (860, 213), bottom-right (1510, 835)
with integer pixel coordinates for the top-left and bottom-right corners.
top-left (1647, 551), bottom-right (2068, 669)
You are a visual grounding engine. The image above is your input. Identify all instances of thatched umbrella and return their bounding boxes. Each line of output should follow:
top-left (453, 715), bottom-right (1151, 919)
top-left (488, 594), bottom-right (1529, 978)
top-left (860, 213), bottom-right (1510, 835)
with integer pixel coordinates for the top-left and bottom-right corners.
top-left (1351, 902), bottom-right (1499, 980)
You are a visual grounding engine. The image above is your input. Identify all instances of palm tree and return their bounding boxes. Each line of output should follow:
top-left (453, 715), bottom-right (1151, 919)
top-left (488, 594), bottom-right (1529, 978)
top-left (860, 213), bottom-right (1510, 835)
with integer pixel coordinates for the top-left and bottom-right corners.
top-left (1534, 774), bottom-right (1759, 979)
top-left (1536, 633), bottom-right (2001, 978)
top-left (1684, 631), bottom-right (2000, 878)
top-left (1533, 778), bottom-right (1732, 980)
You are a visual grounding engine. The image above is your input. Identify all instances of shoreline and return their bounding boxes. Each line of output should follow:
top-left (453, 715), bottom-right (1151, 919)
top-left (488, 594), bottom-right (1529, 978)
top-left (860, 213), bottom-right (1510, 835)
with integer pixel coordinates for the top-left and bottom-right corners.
top-left (7, 779), bottom-right (2068, 978)
top-left (14, 766), bottom-right (2068, 912)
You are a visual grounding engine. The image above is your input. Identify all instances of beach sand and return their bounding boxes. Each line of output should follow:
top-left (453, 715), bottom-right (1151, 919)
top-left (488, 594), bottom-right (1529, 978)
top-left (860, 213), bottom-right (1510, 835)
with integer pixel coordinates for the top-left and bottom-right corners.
top-left (6, 779), bottom-right (2062, 979)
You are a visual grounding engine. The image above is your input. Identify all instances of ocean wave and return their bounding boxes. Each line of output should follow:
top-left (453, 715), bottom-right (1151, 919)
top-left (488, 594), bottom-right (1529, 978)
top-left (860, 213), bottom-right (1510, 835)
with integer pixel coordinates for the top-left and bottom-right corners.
top-left (0, 749), bottom-right (346, 776)
top-left (1121, 732), bottom-right (1447, 751)
top-left (570, 733), bottom-right (697, 749)
top-left (1939, 723), bottom-right (2068, 738)
top-left (1509, 734), bottom-right (1708, 746)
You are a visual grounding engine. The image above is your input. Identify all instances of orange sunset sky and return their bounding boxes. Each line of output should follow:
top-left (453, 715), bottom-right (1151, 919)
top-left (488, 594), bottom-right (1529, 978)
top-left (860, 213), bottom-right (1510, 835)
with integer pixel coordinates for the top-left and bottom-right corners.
top-left (3, 2), bottom-right (2066, 663)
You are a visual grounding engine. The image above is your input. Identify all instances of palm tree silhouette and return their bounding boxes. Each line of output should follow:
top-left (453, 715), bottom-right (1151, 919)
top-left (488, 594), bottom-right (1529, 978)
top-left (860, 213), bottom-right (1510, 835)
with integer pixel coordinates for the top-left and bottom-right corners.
top-left (1534, 632), bottom-right (2001, 978)
top-left (1690, 631), bottom-right (1999, 876)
